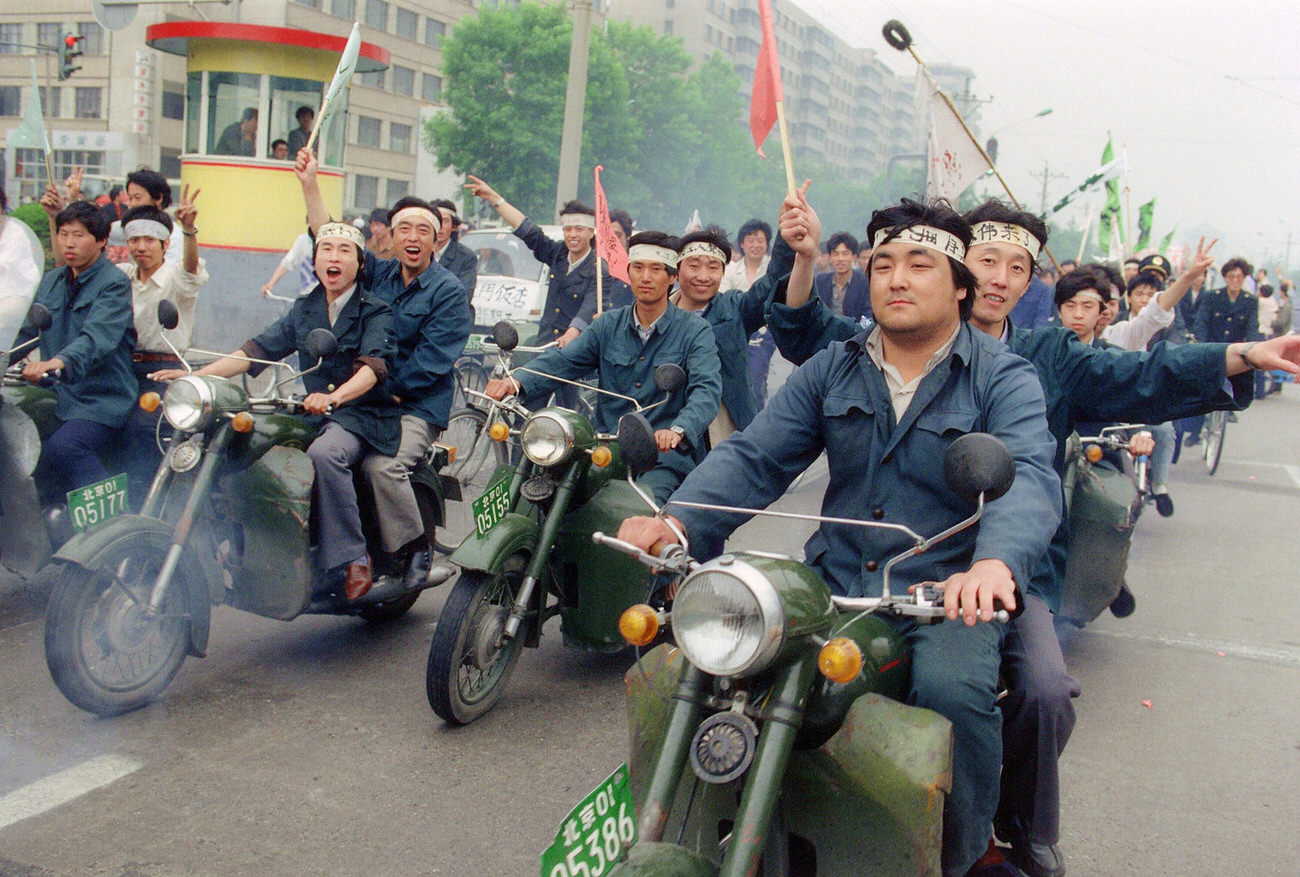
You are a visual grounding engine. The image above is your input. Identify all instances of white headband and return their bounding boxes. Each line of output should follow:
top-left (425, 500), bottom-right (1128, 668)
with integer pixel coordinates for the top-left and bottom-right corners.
top-left (389, 206), bottom-right (438, 229)
top-left (627, 243), bottom-right (679, 268)
top-left (678, 241), bottom-right (727, 265)
top-left (317, 221), bottom-right (365, 249)
top-left (873, 224), bottom-right (967, 261)
top-left (969, 222), bottom-right (1042, 260)
top-left (560, 212), bottom-right (596, 229)
top-left (1065, 290), bottom-right (1108, 306)
top-left (123, 219), bottom-right (171, 242)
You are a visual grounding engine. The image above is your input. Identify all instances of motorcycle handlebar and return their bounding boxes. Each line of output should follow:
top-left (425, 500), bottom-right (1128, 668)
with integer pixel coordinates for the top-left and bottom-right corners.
top-left (591, 531), bottom-right (688, 572)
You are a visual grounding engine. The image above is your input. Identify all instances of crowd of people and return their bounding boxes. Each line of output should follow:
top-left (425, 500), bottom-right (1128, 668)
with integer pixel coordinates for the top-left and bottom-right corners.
top-left (11, 146), bottom-right (1300, 877)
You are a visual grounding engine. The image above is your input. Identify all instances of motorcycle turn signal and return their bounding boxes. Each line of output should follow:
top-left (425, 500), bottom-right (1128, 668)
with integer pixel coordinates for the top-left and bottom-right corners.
top-left (818, 637), bottom-right (863, 684)
top-left (489, 422), bottom-right (510, 442)
top-left (139, 391), bottom-right (161, 412)
top-left (590, 445), bottom-right (612, 467)
top-left (230, 411), bottom-right (254, 433)
top-left (619, 604), bottom-right (662, 646)
top-left (1084, 444), bottom-right (1104, 462)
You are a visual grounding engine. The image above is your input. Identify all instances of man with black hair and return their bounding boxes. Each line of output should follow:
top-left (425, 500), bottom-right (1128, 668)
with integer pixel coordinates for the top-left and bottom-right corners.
top-left (605, 207), bottom-right (635, 310)
top-left (1195, 257), bottom-right (1258, 345)
top-left (722, 218), bottom-right (780, 410)
top-left (430, 198), bottom-right (478, 300)
top-left (484, 230), bottom-right (721, 503)
top-left (287, 106), bottom-right (314, 156)
top-left (297, 148), bottom-right (471, 585)
top-left (814, 230), bottom-right (871, 321)
top-left (121, 168), bottom-right (185, 265)
top-left (464, 177), bottom-right (611, 347)
top-left (619, 195), bottom-right (1062, 877)
top-left (216, 107), bottom-right (258, 157)
top-left (764, 193), bottom-right (1300, 877)
top-left (13, 199), bottom-right (136, 504)
top-left (1053, 269), bottom-right (1111, 346)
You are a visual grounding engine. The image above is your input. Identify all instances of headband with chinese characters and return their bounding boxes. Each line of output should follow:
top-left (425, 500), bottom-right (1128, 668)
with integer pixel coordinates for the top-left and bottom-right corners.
top-left (559, 213), bottom-right (596, 229)
top-left (389, 206), bottom-right (439, 229)
top-left (123, 219), bottom-right (171, 242)
top-left (1064, 290), bottom-right (1109, 306)
top-left (678, 241), bottom-right (727, 265)
top-left (317, 221), bottom-right (365, 249)
top-left (872, 224), bottom-right (967, 261)
top-left (969, 221), bottom-right (1042, 260)
top-left (627, 243), bottom-right (679, 268)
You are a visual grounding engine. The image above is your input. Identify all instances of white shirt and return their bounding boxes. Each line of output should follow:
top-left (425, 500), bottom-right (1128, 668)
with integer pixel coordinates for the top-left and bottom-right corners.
top-left (119, 256), bottom-right (209, 353)
top-left (1100, 298), bottom-right (1175, 351)
top-left (279, 232), bottom-right (317, 295)
top-left (328, 284), bottom-right (357, 328)
top-left (722, 255), bottom-right (769, 292)
top-left (863, 323), bottom-right (961, 421)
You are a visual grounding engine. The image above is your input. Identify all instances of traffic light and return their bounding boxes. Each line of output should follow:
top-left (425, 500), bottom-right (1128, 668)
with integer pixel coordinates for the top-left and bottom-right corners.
top-left (58, 33), bottom-right (84, 81)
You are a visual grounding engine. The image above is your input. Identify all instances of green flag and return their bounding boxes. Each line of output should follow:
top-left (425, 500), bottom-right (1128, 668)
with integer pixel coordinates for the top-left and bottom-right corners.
top-left (1158, 224), bottom-right (1178, 256)
top-left (9, 59), bottom-right (51, 154)
top-left (1097, 139), bottom-right (1123, 254)
top-left (1136, 199), bottom-right (1155, 251)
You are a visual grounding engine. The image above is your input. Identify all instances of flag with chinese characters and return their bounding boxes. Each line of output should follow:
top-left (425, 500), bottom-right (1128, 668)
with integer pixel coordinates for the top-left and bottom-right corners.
top-left (592, 165), bottom-right (628, 284)
top-left (1136, 199), bottom-right (1155, 251)
top-left (922, 68), bottom-right (989, 201)
top-left (749, 0), bottom-right (782, 158)
top-left (1097, 138), bottom-right (1125, 254)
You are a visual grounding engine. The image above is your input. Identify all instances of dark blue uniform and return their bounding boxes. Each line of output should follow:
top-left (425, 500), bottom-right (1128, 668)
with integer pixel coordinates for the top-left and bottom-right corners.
top-left (513, 218), bottom-right (612, 342)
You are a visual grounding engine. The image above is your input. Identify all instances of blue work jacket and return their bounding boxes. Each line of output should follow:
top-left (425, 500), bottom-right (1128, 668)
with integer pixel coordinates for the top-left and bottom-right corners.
top-left (767, 290), bottom-right (1251, 609)
top-left (513, 218), bottom-right (612, 341)
top-left (364, 254), bottom-right (472, 428)
top-left (669, 323), bottom-right (1061, 600)
top-left (1193, 288), bottom-right (1258, 343)
top-left (516, 304), bottom-right (721, 452)
top-left (245, 284), bottom-right (401, 456)
top-left (15, 256), bottom-right (137, 428)
top-left (814, 269), bottom-right (872, 322)
top-left (438, 239), bottom-right (478, 304)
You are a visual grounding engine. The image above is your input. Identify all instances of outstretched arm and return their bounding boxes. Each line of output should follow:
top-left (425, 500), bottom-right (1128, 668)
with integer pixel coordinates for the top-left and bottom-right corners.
top-left (464, 175), bottom-right (526, 230)
top-left (294, 148), bottom-right (332, 233)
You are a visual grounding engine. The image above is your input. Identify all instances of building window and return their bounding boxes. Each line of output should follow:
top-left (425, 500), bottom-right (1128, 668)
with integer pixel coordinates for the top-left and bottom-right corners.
top-left (353, 174), bottom-right (379, 210)
top-left (424, 18), bottom-right (445, 48)
top-left (74, 87), bottom-right (102, 119)
top-left (13, 147), bottom-right (107, 201)
top-left (359, 69), bottom-right (384, 89)
top-left (391, 65), bottom-right (414, 97)
top-left (162, 83), bottom-right (184, 120)
top-left (365, 0), bottom-right (389, 30)
top-left (390, 122), bottom-right (411, 154)
top-left (205, 71), bottom-right (260, 155)
top-left (77, 22), bottom-right (104, 54)
top-left (421, 73), bottom-right (442, 102)
top-left (0, 23), bottom-right (21, 55)
top-left (385, 179), bottom-right (408, 204)
top-left (159, 148), bottom-right (181, 179)
top-left (39, 86), bottom-right (60, 118)
top-left (0, 86), bottom-right (19, 116)
top-left (356, 115), bottom-right (381, 148)
top-left (330, 0), bottom-right (356, 18)
top-left (397, 7), bottom-right (418, 35)
top-left (37, 23), bottom-right (60, 49)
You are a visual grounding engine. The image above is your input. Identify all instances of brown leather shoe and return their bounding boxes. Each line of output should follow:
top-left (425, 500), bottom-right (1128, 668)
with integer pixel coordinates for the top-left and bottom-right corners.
top-left (344, 555), bottom-right (373, 601)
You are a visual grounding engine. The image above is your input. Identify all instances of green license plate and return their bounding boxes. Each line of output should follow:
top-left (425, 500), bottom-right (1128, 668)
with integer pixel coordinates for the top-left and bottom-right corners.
top-left (66, 473), bottom-right (129, 532)
top-left (539, 764), bottom-right (637, 877)
top-left (464, 333), bottom-right (486, 352)
top-left (471, 469), bottom-right (512, 537)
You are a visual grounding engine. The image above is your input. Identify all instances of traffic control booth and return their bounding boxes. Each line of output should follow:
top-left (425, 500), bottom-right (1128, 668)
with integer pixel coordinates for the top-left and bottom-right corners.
top-left (144, 22), bottom-right (389, 350)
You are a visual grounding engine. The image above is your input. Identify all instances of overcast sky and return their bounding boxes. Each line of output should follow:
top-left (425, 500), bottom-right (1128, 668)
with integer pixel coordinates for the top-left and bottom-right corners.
top-left (797, 0), bottom-right (1300, 269)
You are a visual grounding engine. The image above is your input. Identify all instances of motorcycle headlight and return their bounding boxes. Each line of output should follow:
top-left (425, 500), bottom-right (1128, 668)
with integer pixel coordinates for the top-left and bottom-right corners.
top-left (520, 411), bottom-right (575, 466)
top-left (673, 557), bottom-right (784, 677)
top-left (162, 376), bottom-right (215, 432)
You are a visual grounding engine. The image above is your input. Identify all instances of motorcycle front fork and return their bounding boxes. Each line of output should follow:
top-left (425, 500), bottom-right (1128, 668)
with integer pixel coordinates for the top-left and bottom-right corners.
top-left (501, 460), bottom-right (583, 643)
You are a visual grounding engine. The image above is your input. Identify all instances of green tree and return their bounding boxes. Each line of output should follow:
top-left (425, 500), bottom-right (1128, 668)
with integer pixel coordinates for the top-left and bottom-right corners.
top-left (12, 202), bottom-right (53, 270)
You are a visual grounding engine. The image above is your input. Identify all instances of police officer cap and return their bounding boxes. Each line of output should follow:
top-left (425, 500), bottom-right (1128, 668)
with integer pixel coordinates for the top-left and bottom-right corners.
top-left (1137, 254), bottom-right (1171, 281)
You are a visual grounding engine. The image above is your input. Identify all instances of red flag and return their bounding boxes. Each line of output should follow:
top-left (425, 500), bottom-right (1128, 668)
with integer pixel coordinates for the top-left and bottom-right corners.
top-left (593, 165), bottom-right (629, 284)
top-left (749, 0), bottom-right (783, 158)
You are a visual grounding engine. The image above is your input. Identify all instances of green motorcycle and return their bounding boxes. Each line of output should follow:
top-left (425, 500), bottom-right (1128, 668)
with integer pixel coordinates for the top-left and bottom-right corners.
top-left (42, 302), bottom-right (458, 717)
top-left (546, 419), bottom-right (1016, 877)
top-left (425, 323), bottom-right (686, 725)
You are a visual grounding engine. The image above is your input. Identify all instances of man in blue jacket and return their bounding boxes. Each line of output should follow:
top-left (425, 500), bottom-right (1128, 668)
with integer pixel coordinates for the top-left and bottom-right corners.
top-left (13, 200), bottom-right (136, 505)
top-left (813, 229), bottom-right (871, 322)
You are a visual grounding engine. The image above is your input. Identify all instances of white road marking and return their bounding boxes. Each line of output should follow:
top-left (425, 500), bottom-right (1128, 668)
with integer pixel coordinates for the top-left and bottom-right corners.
top-left (1286, 465), bottom-right (1300, 490)
top-left (0, 754), bottom-right (142, 831)
top-left (1086, 627), bottom-right (1300, 668)
top-left (1216, 459), bottom-right (1300, 488)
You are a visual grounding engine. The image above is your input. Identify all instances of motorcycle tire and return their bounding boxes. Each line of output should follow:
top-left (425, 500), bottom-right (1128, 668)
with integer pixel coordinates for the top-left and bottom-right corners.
top-left (435, 407), bottom-right (509, 555)
top-left (44, 553), bottom-right (190, 717)
top-left (425, 553), bottom-right (527, 724)
top-left (1203, 411), bottom-right (1225, 475)
top-left (357, 591), bottom-right (421, 623)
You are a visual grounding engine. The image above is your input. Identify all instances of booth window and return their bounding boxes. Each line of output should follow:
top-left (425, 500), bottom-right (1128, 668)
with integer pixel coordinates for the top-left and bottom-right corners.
top-left (206, 72), bottom-right (261, 157)
top-left (271, 74), bottom-right (326, 160)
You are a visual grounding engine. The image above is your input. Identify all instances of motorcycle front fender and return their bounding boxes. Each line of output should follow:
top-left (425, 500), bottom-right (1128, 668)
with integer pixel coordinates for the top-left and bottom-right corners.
top-left (52, 515), bottom-right (216, 657)
top-left (448, 512), bottom-right (538, 574)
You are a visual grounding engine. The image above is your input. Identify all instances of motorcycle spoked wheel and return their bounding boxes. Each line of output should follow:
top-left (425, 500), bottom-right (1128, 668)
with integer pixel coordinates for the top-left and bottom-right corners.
top-left (425, 553), bottom-right (527, 724)
top-left (44, 548), bottom-right (190, 717)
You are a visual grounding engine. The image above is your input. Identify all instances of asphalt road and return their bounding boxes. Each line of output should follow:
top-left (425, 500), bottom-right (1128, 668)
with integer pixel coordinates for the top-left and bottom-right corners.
top-left (1, 377), bottom-right (1297, 876)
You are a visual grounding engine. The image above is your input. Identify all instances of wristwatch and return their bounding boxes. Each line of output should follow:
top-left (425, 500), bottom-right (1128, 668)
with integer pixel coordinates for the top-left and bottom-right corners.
top-left (1239, 342), bottom-right (1261, 369)
top-left (669, 425), bottom-right (685, 438)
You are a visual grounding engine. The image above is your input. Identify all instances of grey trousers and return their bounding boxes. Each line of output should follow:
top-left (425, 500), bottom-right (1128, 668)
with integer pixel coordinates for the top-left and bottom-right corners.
top-left (996, 594), bottom-right (1082, 847)
top-left (307, 422), bottom-right (368, 571)
top-left (361, 414), bottom-right (436, 553)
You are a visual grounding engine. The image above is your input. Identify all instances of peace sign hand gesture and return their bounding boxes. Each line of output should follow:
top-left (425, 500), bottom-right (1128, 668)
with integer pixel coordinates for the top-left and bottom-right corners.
top-left (175, 184), bottom-right (200, 233)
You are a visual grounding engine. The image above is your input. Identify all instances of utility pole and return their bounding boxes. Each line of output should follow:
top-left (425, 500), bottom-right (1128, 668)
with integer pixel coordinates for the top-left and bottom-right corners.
top-left (1030, 160), bottom-right (1067, 215)
top-left (554, 0), bottom-right (595, 221)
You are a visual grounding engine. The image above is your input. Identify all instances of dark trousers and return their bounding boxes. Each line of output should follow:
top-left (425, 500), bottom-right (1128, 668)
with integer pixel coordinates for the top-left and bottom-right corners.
top-left (996, 595), bottom-right (1081, 847)
top-left (746, 328), bottom-right (776, 411)
top-left (37, 418), bottom-right (117, 505)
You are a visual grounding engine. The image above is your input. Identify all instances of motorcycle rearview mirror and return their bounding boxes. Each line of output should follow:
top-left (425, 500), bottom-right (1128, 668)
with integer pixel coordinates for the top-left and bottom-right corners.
top-left (492, 321), bottom-right (519, 352)
top-left (26, 303), bottom-right (53, 332)
top-left (943, 433), bottom-right (1015, 503)
top-left (653, 363), bottom-right (686, 394)
top-left (304, 328), bottom-right (338, 362)
top-left (618, 412), bottom-right (660, 474)
top-left (156, 300), bottom-right (180, 331)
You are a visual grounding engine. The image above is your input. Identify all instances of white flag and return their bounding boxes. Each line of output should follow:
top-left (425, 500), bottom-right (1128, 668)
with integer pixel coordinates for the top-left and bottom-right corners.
top-left (923, 69), bottom-right (988, 202)
top-left (684, 208), bottom-right (702, 233)
top-left (319, 22), bottom-right (361, 127)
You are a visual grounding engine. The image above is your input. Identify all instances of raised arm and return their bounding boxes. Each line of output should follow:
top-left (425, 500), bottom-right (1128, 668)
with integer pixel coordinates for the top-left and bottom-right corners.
top-left (294, 147), bottom-right (332, 233)
top-left (464, 175), bottom-right (525, 230)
